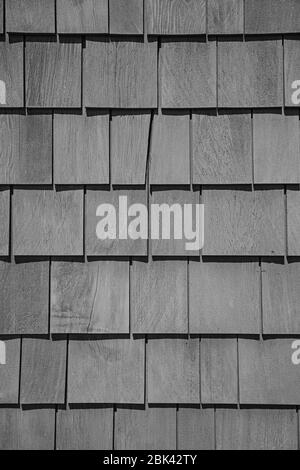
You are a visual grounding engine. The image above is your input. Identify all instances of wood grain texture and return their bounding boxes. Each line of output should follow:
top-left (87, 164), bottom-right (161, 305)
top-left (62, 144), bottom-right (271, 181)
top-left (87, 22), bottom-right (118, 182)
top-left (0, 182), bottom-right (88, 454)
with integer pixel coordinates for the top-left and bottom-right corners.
top-left (239, 339), bottom-right (300, 405)
top-left (245, 0), bottom-right (300, 34)
top-left (0, 259), bottom-right (49, 334)
top-left (68, 338), bottom-right (144, 403)
top-left (13, 189), bottom-right (84, 256)
top-left (254, 112), bottom-right (300, 184)
top-left (262, 260), bottom-right (300, 334)
top-left (0, 338), bottom-right (20, 404)
top-left (146, 0), bottom-right (206, 35)
top-left (20, 338), bottom-right (66, 404)
top-left (0, 408), bottom-right (55, 450)
top-left (115, 408), bottom-right (176, 450)
top-left (151, 190), bottom-right (200, 256)
top-left (161, 40), bottom-right (216, 108)
top-left (7, 0), bottom-right (55, 33)
top-left (56, 408), bottom-right (113, 450)
top-left (26, 38), bottom-right (81, 108)
top-left (131, 260), bottom-right (187, 334)
top-left (54, 113), bottom-right (109, 185)
top-left (147, 338), bottom-right (200, 404)
top-left (0, 1), bottom-right (2, 34)
top-left (193, 112), bottom-right (252, 184)
top-left (111, 112), bottom-right (151, 186)
top-left (57, 0), bottom-right (108, 33)
top-left (0, 39), bottom-right (24, 107)
top-left (110, 0), bottom-right (143, 34)
top-left (84, 39), bottom-right (157, 108)
top-left (287, 190), bottom-right (300, 255)
top-left (201, 339), bottom-right (238, 404)
top-left (0, 190), bottom-right (10, 256)
top-left (218, 40), bottom-right (283, 107)
top-left (208, 0), bottom-right (244, 34)
top-left (284, 38), bottom-right (300, 107)
top-left (216, 409), bottom-right (298, 450)
top-left (51, 260), bottom-right (129, 333)
top-left (86, 190), bottom-right (147, 256)
top-left (202, 189), bottom-right (285, 256)
top-left (150, 113), bottom-right (190, 185)
top-left (177, 408), bottom-right (215, 450)
top-left (190, 261), bottom-right (260, 334)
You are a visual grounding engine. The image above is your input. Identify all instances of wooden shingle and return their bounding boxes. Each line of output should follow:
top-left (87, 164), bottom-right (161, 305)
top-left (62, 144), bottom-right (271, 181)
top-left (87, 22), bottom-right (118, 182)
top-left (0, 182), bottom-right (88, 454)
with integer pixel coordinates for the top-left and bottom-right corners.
top-left (0, 1), bottom-right (3, 34)
top-left (84, 39), bottom-right (157, 108)
top-left (190, 261), bottom-right (260, 334)
top-left (0, 113), bottom-right (52, 185)
top-left (284, 38), bottom-right (300, 107)
top-left (218, 40), bottom-right (283, 107)
top-left (13, 189), bottom-right (84, 256)
top-left (0, 39), bottom-right (24, 107)
top-left (0, 190), bottom-right (10, 256)
top-left (262, 260), bottom-right (300, 334)
top-left (51, 260), bottom-right (129, 334)
top-left (0, 338), bottom-right (20, 404)
top-left (57, 0), bottom-right (108, 34)
top-left (68, 338), bottom-right (144, 404)
top-left (193, 112), bottom-right (252, 184)
top-left (0, 408), bottom-right (55, 450)
top-left (146, 0), bottom-right (206, 35)
top-left (20, 337), bottom-right (67, 404)
top-left (7, 0), bottom-right (55, 33)
top-left (86, 190), bottom-right (147, 256)
top-left (0, 259), bottom-right (49, 334)
top-left (239, 339), bottom-right (300, 405)
top-left (254, 111), bottom-right (300, 184)
top-left (111, 112), bottom-right (151, 186)
top-left (147, 338), bottom-right (200, 404)
top-left (131, 260), bottom-right (187, 334)
top-left (110, 0), bottom-right (143, 35)
top-left (54, 113), bottom-right (109, 185)
top-left (56, 408), bottom-right (113, 450)
top-left (287, 189), bottom-right (300, 255)
top-left (245, 0), bottom-right (300, 34)
top-left (201, 339), bottom-right (238, 404)
top-left (150, 113), bottom-right (190, 185)
top-left (160, 40), bottom-right (216, 108)
top-left (26, 38), bottom-right (81, 108)
top-left (115, 408), bottom-right (176, 450)
top-left (151, 190), bottom-right (201, 256)
top-left (202, 189), bottom-right (285, 256)
top-left (216, 409), bottom-right (298, 450)
top-left (208, 0), bottom-right (244, 34)
top-left (177, 409), bottom-right (215, 450)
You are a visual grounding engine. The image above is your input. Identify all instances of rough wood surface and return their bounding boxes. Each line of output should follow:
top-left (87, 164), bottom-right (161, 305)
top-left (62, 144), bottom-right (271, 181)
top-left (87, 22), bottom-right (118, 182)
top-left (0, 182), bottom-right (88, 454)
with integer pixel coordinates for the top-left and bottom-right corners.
top-left (0, 39), bottom-right (23, 107)
top-left (51, 260), bottom-right (129, 334)
top-left (150, 113), bottom-right (190, 185)
top-left (7, 0), bottom-right (55, 33)
top-left (190, 261), bottom-right (260, 334)
top-left (208, 0), bottom-right (244, 34)
top-left (147, 338), bottom-right (200, 404)
top-left (0, 190), bottom-right (10, 256)
top-left (68, 339), bottom-right (144, 403)
top-left (218, 40), bottom-right (283, 107)
top-left (0, 338), bottom-right (20, 403)
top-left (239, 339), bottom-right (300, 405)
top-left (20, 338), bottom-right (67, 404)
top-left (284, 38), bottom-right (300, 107)
top-left (110, 0), bottom-right (143, 34)
top-left (287, 190), bottom-right (300, 255)
top-left (161, 40), bottom-right (216, 108)
top-left (245, 0), bottom-right (300, 34)
top-left (216, 409), bottom-right (298, 450)
top-left (56, 408), bottom-right (113, 450)
top-left (111, 112), bottom-right (151, 185)
top-left (26, 38), bottom-right (81, 108)
top-left (202, 189), bottom-right (285, 256)
top-left (115, 408), bottom-right (176, 450)
top-left (193, 112), bottom-right (252, 184)
top-left (13, 189), bottom-right (84, 256)
top-left (57, 0), bottom-right (108, 33)
top-left (54, 113), bottom-right (109, 185)
top-left (177, 408), bottom-right (215, 450)
top-left (131, 260), bottom-right (187, 334)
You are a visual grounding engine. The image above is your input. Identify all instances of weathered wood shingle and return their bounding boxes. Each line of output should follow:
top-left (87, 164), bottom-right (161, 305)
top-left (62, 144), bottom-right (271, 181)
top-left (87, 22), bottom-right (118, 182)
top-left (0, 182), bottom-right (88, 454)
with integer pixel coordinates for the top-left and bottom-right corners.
top-left (7, 0), bottom-right (55, 33)
top-left (208, 0), bottom-right (244, 35)
top-left (0, 39), bottom-right (24, 107)
top-left (177, 409), bottom-right (215, 450)
top-left (0, 338), bottom-right (20, 403)
top-left (245, 0), bottom-right (300, 34)
top-left (57, 0), bottom-right (108, 34)
top-left (110, 0), bottom-right (143, 35)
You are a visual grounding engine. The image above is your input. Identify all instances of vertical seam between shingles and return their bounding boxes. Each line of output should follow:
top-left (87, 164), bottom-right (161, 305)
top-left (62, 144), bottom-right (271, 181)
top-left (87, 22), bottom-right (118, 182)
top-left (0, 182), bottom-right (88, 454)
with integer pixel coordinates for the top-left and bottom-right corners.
top-left (157, 38), bottom-right (161, 112)
top-left (64, 335), bottom-right (69, 405)
top-left (144, 336), bottom-right (147, 407)
top-left (54, 0), bottom-right (57, 34)
top-left (285, 186), bottom-right (288, 257)
top-left (251, 109), bottom-right (254, 187)
top-left (259, 258), bottom-right (263, 336)
top-left (187, 259), bottom-right (189, 335)
top-left (282, 35), bottom-right (285, 108)
top-left (216, 38), bottom-right (218, 109)
top-left (128, 259), bottom-right (131, 334)
top-left (18, 336), bottom-right (23, 405)
top-left (54, 406), bottom-right (57, 450)
top-left (236, 337), bottom-right (240, 406)
top-left (243, 0), bottom-right (245, 36)
top-left (189, 110), bottom-right (193, 187)
top-left (48, 258), bottom-right (51, 333)
top-left (199, 338), bottom-right (201, 405)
